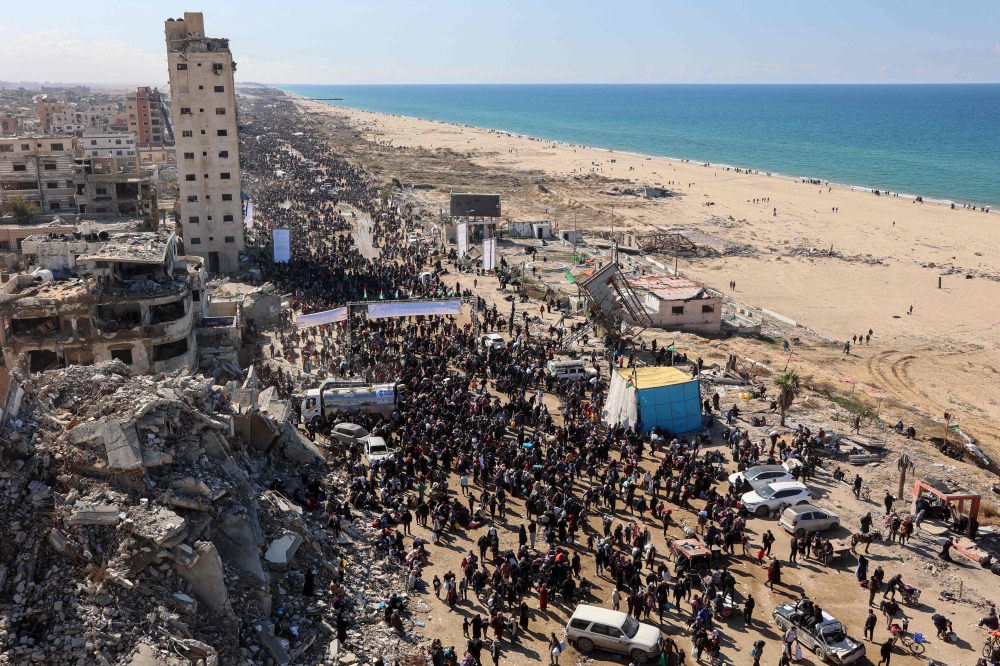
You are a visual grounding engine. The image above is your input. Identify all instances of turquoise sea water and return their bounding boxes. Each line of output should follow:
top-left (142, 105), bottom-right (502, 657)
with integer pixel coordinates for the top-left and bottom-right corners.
top-left (278, 84), bottom-right (1000, 207)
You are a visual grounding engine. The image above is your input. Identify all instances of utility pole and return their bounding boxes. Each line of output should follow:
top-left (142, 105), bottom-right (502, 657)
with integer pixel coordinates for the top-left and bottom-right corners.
top-left (675, 230), bottom-right (680, 276)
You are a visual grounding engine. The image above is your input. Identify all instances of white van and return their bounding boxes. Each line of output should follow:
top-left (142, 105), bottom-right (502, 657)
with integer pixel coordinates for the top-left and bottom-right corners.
top-left (566, 604), bottom-right (663, 663)
top-left (481, 333), bottom-right (506, 350)
top-left (546, 359), bottom-right (596, 381)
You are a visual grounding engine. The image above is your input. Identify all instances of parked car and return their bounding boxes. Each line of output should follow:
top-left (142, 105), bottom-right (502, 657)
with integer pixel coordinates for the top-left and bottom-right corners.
top-left (363, 436), bottom-right (393, 464)
top-left (741, 481), bottom-right (812, 517)
top-left (779, 505), bottom-right (841, 537)
top-left (566, 605), bottom-right (664, 664)
top-left (480, 333), bottom-right (506, 350)
top-left (728, 459), bottom-right (802, 490)
top-left (329, 422), bottom-right (370, 447)
top-left (772, 601), bottom-right (865, 664)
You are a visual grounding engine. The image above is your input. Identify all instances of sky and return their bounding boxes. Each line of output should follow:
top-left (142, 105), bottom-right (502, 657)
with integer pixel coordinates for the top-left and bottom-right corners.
top-left (1, 1), bottom-right (998, 85)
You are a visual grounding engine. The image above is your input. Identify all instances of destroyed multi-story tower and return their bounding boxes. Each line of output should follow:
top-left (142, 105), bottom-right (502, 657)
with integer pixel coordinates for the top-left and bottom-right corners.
top-left (0, 224), bottom-right (207, 373)
top-left (165, 12), bottom-right (244, 275)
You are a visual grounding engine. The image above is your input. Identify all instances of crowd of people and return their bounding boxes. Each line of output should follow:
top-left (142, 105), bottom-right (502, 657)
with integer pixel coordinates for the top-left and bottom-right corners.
top-left (230, 90), bottom-right (983, 666)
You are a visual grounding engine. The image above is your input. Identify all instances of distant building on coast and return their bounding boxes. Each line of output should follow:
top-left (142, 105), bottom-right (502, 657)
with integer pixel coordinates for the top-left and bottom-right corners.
top-left (165, 12), bottom-right (243, 274)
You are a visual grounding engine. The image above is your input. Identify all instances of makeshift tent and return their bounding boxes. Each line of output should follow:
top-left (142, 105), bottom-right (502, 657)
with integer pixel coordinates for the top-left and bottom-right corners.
top-left (602, 367), bottom-right (702, 434)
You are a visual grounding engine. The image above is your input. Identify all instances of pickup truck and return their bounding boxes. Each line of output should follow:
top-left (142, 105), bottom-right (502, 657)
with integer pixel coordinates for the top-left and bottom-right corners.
top-left (772, 601), bottom-right (866, 664)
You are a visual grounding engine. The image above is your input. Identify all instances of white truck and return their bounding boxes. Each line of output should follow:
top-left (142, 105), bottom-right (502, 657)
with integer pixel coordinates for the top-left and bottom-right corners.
top-left (298, 380), bottom-right (397, 425)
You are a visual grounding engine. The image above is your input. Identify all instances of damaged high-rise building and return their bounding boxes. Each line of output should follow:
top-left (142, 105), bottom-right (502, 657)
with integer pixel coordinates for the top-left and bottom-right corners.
top-left (165, 12), bottom-right (245, 275)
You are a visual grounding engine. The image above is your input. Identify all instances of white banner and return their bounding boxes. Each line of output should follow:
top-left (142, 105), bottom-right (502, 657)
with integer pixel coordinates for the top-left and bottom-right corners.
top-left (244, 201), bottom-right (254, 228)
top-left (273, 228), bottom-right (290, 263)
top-left (296, 306), bottom-right (348, 328)
top-left (367, 300), bottom-right (463, 319)
top-left (483, 238), bottom-right (496, 271)
top-left (457, 222), bottom-right (467, 258)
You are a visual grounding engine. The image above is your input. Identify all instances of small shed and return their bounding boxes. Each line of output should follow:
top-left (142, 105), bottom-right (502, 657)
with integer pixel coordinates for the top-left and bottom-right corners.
top-left (602, 366), bottom-right (702, 434)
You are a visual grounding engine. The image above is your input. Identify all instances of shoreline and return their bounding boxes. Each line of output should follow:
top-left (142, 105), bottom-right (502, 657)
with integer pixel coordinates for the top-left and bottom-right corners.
top-left (283, 90), bottom-right (995, 210)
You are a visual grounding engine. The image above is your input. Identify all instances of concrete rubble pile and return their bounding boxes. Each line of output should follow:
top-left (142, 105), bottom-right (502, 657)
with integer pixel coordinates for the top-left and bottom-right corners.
top-left (0, 359), bottom-right (418, 666)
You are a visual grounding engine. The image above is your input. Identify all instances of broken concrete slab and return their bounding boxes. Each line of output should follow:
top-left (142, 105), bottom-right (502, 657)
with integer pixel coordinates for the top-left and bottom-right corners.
top-left (214, 514), bottom-right (267, 582)
top-left (282, 423), bottom-right (325, 463)
top-left (254, 621), bottom-right (291, 666)
top-left (68, 503), bottom-right (121, 526)
top-left (48, 528), bottom-right (68, 552)
top-left (141, 450), bottom-right (173, 467)
top-left (105, 420), bottom-right (144, 471)
top-left (175, 541), bottom-right (232, 615)
top-left (264, 531), bottom-right (303, 566)
top-left (133, 506), bottom-right (187, 547)
top-left (172, 592), bottom-right (198, 615)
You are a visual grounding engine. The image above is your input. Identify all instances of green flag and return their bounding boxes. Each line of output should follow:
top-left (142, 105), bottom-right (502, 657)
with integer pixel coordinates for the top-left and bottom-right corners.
top-left (565, 269), bottom-right (577, 283)
top-left (666, 344), bottom-right (675, 352)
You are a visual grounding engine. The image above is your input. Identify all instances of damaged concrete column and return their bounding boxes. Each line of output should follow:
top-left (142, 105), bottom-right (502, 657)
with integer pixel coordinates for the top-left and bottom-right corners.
top-left (174, 541), bottom-right (239, 634)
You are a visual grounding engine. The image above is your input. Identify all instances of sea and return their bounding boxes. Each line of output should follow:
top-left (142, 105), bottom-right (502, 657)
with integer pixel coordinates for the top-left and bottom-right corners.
top-left (278, 84), bottom-right (1000, 207)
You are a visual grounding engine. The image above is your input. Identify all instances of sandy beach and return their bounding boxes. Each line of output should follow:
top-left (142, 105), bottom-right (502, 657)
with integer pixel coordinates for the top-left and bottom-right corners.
top-left (294, 98), bottom-right (1000, 456)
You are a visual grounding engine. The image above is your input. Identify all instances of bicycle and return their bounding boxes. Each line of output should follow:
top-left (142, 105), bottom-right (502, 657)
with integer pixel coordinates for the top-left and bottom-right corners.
top-left (890, 621), bottom-right (925, 655)
top-left (981, 630), bottom-right (1000, 658)
top-left (860, 486), bottom-right (872, 502)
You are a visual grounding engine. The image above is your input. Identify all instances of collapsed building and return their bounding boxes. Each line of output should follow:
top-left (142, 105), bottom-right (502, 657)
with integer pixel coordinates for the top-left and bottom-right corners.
top-left (0, 224), bottom-right (206, 374)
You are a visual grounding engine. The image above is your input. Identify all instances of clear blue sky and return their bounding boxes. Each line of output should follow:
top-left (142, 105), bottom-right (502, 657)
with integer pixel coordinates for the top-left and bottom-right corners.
top-left (2, 0), bottom-right (998, 85)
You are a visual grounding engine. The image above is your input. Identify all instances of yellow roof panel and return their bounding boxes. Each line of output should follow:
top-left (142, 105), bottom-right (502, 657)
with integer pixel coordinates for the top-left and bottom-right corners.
top-left (614, 366), bottom-right (695, 389)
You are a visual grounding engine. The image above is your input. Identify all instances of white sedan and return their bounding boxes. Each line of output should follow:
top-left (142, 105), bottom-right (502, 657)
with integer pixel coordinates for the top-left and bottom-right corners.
top-left (728, 459), bottom-right (803, 490)
top-left (741, 481), bottom-right (812, 517)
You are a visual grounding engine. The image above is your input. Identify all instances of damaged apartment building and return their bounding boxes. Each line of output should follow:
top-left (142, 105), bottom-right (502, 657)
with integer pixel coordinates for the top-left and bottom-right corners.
top-left (0, 224), bottom-right (244, 374)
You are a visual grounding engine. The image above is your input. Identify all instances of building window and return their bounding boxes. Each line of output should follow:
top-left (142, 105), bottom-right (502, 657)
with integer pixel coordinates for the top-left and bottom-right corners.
top-left (21, 144), bottom-right (30, 151)
top-left (115, 139), bottom-right (122, 145)
top-left (217, 129), bottom-right (228, 136)
top-left (47, 182), bottom-right (58, 189)
top-left (223, 214), bottom-right (234, 222)
top-left (116, 150), bottom-right (122, 156)
top-left (0, 145), bottom-right (12, 153)
top-left (50, 143), bottom-right (64, 151)
top-left (90, 140), bottom-right (97, 146)
top-left (702, 304), bottom-right (715, 313)
top-left (219, 151), bottom-right (228, 158)
top-left (189, 216), bottom-right (200, 224)
top-left (43, 163), bottom-right (56, 170)
top-left (185, 174), bottom-right (196, 181)
top-left (220, 173), bottom-right (231, 179)
top-left (671, 306), bottom-right (685, 315)
top-left (12, 164), bottom-right (26, 172)
top-left (225, 236), bottom-right (235, 243)
top-left (188, 196), bottom-right (198, 202)
top-left (184, 152), bottom-right (194, 159)
top-left (182, 130), bottom-right (193, 138)
top-left (180, 108), bottom-right (192, 115)
top-left (177, 63), bottom-right (188, 70)
top-left (221, 193), bottom-right (233, 201)
top-left (110, 349), bottom-right (133, 364)
top-left (213, 63), bottom-right (223, 73)
top-left (190, 238), bottom-right (201, 245)
top-left (214, 85), bottom-right (225, 92)
top-left (215, 108), bottom-right (226, 115)
top-left (50, 202), bottom-right (61, 210)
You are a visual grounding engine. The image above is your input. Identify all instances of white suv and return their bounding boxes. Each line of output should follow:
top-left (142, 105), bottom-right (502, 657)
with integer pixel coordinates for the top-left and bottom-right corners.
top-left (742, 481), bottom-right (812, 517)
top-left (567, 605), bottom-right (663, 664)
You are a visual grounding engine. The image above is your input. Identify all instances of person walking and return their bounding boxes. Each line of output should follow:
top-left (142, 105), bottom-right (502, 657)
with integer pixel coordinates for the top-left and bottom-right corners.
top-left (864, 609), bottom-right (877, 641)
top-left (490, 640), bottom-right (502, 666)
top-left (877, 637), bottom-right (895, 666)
top-left (788, 536), bottom-right (799, 565)
top-left (883, 492), bottom-right (894, 515)
top-left (744, 594), bottom-right (756, 628)
top-left (854, 475), bottom-right (863, 499)
top-left (549, 633), bottom-right (562, 665)
top-left (750, 640), bottom-right (764, 666)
